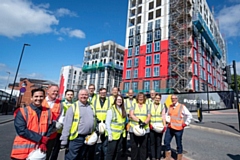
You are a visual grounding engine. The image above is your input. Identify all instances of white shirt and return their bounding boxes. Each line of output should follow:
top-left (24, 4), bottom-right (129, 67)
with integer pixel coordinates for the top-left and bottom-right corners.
top-left (105, 106), bottom-right (122, 136)
top-left (166, 102), bottom-right (192, 125)
top-left (46, 96), bottom-right (56, 109)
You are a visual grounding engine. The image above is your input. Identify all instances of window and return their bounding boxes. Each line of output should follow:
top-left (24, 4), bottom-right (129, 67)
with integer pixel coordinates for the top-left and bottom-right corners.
top-left (148, 22), bottom-right (153, 31)
top-left (156, 9), bottom-right (161, 18)
top-left (145, 68), bottom-right (151, 77)
top-left (148, 12), bottom-right (153, 20)
top-left (194, 49), bottom-right (197, 61)
top-left (128, 48), bottom-right (132, 57)
top-left (134, 69), bottom-right (138, 78)
top-left (154, 54), bottom-right (160, 64)
top-left (127, 59), bottom-right (132, 68)
top-left (149, 1), bottom-right (154, 10)
top-left (195, 79), bottom-right (199, 91)
top-left (154, 66), bottom-right (160, 76)
top-left (132, 82), bottom-right (138, 91)
top-left (147, 43), bottom-right (152, 53)
top-left (146, 56), bottom-right (152, 65)
top-left (153, 80), bottom-right (160, 90)
top-left (156, 0), bottom-right (161, 7)
top-left (154, 41), bottom-right (160, 52)
top-left (147, 32), bottom-right (152, 42)
top-left (126, 70), bottom-right (131, 79)
top-left (128, 38), bottom-right (133, 46)
top-left (129, 28), bottom-right (134, 36)
top-left (155, 19), bottom-right (161, 29)
top-left (124, 82), bottom-right (130, 91)
top-left (143, 81), bottom-right (150, 91)
top-left (136, 26), bottom-right (141, 34)
top-left (194, 64), bottom-right (198, 75)
top-left (134, 58), bottom-right (139, 67)
top-left (137, 16), bottom-right (141, 24)
top-left (155, 30), bottom-right (161, 40)
top-left (135, 46), bottom-right (139, 55)
top-left (136, 35), bottom-right (141, 45)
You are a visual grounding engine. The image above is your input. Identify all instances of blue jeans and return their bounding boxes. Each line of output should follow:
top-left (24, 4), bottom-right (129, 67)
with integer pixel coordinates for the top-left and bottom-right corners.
top-left (65, 135), bottom-right (87, 160)
top-left (164, 127), bottom-right (184, 154)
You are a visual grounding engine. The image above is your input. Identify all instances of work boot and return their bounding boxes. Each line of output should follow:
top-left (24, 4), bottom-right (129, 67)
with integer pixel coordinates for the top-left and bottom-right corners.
top-left (164, 151), bottom-right (171, 160)
top-left (177, 154), bottom-right (183, 160)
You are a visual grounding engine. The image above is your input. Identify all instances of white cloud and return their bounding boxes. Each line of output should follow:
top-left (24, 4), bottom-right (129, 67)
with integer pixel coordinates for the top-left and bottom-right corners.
top-left (217, 4), bottom-right (240, 37)
top-left (0, 0), bottom-right (59, 38)
top-left (57, 37), bottom-right (64, 41)
top-left (55, 8), bottom-right (78, 17)
top-left (60, 27), bottom-right (85, 39)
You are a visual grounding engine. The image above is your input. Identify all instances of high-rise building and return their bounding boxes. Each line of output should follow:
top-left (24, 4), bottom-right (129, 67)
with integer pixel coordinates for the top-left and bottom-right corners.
top-left (121, 0), bottom-right (227, 94)
top-left (59, 66), bottom-right (82, 99)
top-left (81, 40), bottom-right (124, 93)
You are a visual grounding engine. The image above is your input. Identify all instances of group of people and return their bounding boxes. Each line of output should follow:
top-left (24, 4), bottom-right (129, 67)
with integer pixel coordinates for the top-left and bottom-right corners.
top-left (10, 84), bottom-right (192, 160)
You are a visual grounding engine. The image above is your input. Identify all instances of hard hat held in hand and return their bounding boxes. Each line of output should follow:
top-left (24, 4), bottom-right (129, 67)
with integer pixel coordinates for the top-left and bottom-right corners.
top-left (26, 148), bottom-right (46, 160)
top-left (166, 115), bottom-right (171, 123)
top-left (133, 125), bottom-right (146, 136)
top-left (84, 132), bottom-right (98, 145)
top-left (152, 123), bottom-right (164, 133)
top-left (98, 122), bottom-right (106, 134)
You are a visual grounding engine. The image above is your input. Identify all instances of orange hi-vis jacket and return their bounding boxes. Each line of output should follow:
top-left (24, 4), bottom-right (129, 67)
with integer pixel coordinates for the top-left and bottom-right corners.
top-left (42, 98), bottom-right (62, 139)
top-left (168, 103), bottom-right (184, 130)
top-left (11, 106), bottom-right (51, 159)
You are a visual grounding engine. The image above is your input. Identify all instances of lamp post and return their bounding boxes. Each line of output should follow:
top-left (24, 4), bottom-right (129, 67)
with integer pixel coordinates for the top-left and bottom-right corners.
top-left (8, 44), bottom-right (30, 106)
top-left (5, 71), bottom-right (10, 91)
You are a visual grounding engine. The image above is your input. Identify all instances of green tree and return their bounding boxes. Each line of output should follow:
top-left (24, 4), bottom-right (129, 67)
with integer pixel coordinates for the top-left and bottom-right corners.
top-left (230, 74), bottom-right (240, 91)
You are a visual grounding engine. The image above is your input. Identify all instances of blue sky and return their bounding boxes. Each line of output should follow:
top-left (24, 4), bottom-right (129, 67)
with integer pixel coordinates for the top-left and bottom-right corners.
top-left (0, 0), bottom-right (240, 89)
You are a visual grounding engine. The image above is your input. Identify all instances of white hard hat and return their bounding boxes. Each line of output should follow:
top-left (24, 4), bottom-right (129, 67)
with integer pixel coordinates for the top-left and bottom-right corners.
top-left (99, 122), bottom-right (106, 134)
top-left (26, 148), bottom-right (46, 160)
top-left (166, 116), bottom-right (171, 123)
top-left (133, 125), bottom-right (146, 136)
top-left (84, 132), bottom-right (98, 145)
top-left (152, 123), bottom-right (164, 133)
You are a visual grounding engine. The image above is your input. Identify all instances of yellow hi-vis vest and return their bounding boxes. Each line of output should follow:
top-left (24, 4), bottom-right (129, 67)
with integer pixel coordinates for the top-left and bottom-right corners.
top-left (69, 102), bottom-right (80, 140)
top-left (57, 101), bottom-right (72, 133)
top-left (124, 98), bottom-right (137, 115)
top-left (94, 97), bottom-right (111, 121)
top-left (130, 103), bottom-right (149, 130)
top-left (106, 105), bottom-right (126, 140)
top-left (88, 93), bottom-right (97, 105)
top-left (150, 103), bottom-right (164, 125)
top-left (146, 98), bottom-right (154, 105)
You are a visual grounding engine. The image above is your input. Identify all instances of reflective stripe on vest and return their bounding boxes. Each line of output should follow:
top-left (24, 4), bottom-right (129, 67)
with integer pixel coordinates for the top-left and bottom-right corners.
top-left (168, 104), bottom-right (184, 130)
top-left (150, 103), bottom-right (164, 125)
top-left (94, 97), bottom-right (110, 121)
top-left (69, 102), bottom-right (80, 140)
top-left (130, 103), bottom-right (149, 129)
top-left (124, 98), bottom-right (136, 115)
top-left (62, 102), bottom-right (72, 115)
top-left (11, 106), bottom-right (50, 159)
top-left (109, 105), bottom-right (126, 140)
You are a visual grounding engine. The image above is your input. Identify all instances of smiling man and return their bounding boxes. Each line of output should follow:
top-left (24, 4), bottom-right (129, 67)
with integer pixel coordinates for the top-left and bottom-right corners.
top-left (11, 88), bottom-right (54, 160)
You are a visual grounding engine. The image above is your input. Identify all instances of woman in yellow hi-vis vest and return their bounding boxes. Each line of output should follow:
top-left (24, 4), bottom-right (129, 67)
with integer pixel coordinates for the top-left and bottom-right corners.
top-left (149, 93), bottom-right (166, 160)
top-left (105, 95), bottom-right (127, 160)
top-left (129, 92), bottom-right (151, 160)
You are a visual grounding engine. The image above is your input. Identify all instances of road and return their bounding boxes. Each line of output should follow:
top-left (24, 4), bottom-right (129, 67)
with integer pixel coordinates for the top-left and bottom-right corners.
top-left (1, 121), bottom-right (240, 160)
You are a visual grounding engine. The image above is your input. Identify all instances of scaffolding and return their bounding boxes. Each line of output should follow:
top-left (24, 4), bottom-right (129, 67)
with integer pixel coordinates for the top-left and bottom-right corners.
top-left (168, 0), bottom-right (193, 93)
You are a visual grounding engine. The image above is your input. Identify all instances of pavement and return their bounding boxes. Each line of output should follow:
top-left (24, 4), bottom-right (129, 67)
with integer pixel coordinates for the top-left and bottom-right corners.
top-left (1, 109), bottom-right (239, 160)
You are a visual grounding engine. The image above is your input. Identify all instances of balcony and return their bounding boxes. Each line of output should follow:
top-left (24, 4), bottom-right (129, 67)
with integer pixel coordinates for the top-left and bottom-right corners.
top-left (82, 62), bottom-right (123, 72)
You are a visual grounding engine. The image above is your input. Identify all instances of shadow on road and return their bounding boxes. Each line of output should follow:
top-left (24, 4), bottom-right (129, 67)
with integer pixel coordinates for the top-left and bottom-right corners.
top-left (227, 153), bottom-right (240, 160)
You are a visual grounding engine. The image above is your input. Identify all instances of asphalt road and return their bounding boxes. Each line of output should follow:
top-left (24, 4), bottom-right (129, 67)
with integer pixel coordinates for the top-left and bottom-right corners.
top-left (1, 121), bottom-right (240, 160)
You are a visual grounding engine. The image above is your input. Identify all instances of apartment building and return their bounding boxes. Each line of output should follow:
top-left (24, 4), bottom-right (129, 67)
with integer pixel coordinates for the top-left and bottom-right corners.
top-left (81, 40), bottom-right (124, 93)
top-left (121, 0), bottom-right (227, 94)
top-left (59, 65), bottom-right (82, 98)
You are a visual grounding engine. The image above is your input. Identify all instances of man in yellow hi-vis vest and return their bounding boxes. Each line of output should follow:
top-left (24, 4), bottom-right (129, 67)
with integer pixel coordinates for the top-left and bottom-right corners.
top-left (109, 87), bottom-right (119, 105)
top-left (146, 90), bottom-right (156, 105)
top-left (50, 89), bottom-right (74, 160)
top-left (88, 84), bottom-right (98, 105)
top-left (60, 89), bottom-right (95, 160)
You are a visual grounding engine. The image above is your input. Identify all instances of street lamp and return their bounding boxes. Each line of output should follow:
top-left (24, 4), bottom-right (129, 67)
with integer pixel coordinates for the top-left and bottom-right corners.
top-left (5, 71), bottom-right (10, 91)
top-left (8, 44), bottom-right (31, 105)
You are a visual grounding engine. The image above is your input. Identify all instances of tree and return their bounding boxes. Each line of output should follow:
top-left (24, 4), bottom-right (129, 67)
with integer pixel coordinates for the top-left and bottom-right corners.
top-left (230, 74), bottom-right (240, 91)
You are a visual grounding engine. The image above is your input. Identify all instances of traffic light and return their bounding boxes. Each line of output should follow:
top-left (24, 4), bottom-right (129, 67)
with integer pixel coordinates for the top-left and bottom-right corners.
top-left (222, 65), bottom-right (232, 84)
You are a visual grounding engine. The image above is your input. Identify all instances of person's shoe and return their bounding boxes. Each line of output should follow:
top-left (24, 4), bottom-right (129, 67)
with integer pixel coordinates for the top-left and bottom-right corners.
top-left (177, 154), bottom-right (183, 160)
top-left (164, 151), bottom-right (171, 160)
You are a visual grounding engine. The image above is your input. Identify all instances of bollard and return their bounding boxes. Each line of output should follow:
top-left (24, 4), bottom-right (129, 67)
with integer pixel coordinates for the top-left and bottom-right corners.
top-left (197, 101), bottom-right (203, 123)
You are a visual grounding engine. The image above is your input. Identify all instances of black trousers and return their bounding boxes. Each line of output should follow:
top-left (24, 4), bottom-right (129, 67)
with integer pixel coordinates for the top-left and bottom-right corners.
top-left (106, 136), bottom-right (123, 160)
top-left (122, 130), bottom-right (128, 153)
top-left (130, 133), bottom-right (148, 160)
top-left (46, 137), bottom-right (57, 160)
top-left (150, 130), bottom-right (163, 159)
top-left (50, 133), bottom-right (61, 160)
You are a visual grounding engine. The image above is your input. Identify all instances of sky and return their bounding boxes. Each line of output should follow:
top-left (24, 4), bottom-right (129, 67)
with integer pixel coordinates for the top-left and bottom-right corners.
top-left (0, 0), bottom-right (240, 89)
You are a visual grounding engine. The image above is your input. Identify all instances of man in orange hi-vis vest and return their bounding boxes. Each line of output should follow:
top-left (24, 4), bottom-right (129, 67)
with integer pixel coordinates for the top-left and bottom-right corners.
top-left (164, 95), bottom-right (192, 160)
top-left (11, 88), bottom-right (54, 160)
top-left (42, 84), bottom-right (63, 160)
